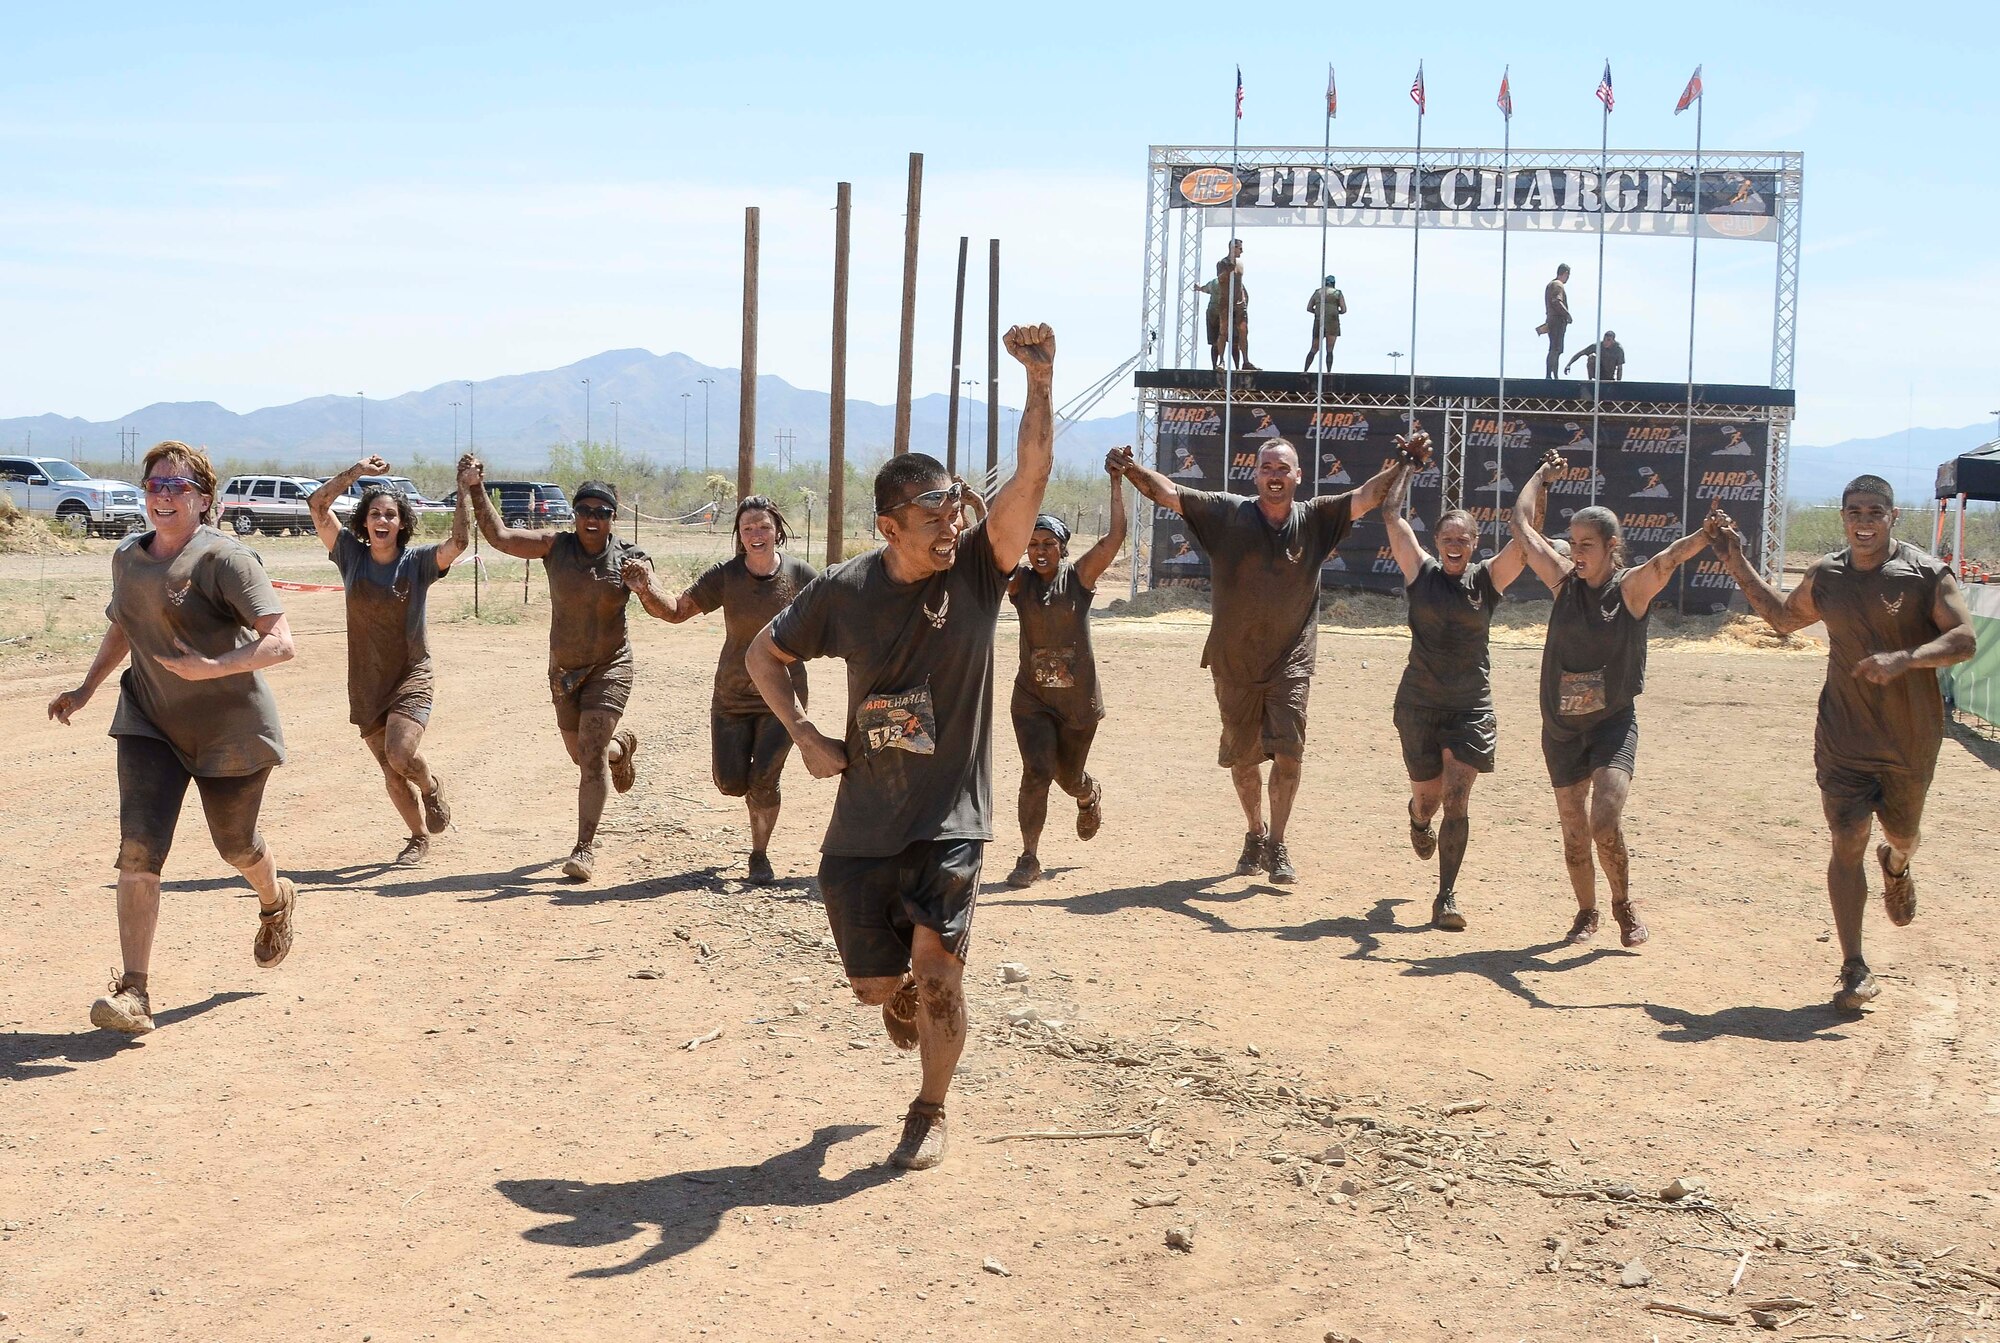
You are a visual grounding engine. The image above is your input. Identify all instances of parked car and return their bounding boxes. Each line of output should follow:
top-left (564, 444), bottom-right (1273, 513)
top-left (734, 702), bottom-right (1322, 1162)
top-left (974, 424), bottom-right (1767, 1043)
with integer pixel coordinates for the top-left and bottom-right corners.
top-left (339, 474), bottom-right (446, 517)
top-left (438, 480), bottom-right (574, 529)
top-left (0, 456), bottom-right (145, 535)
top-left (217, 475), bottom-right (322, 536)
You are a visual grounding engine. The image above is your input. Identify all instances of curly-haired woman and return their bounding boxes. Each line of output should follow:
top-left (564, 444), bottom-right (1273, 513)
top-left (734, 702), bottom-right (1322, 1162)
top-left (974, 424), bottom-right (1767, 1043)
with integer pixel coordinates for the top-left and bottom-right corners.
top-left (48, 441), bottom-right (299, 1035)
top-left (309, 456), bottom-right (470, 864)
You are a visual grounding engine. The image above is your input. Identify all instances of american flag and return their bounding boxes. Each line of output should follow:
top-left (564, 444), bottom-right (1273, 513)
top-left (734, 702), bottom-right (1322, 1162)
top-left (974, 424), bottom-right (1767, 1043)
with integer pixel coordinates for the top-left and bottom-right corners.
top-left (1497, 68), bottom-right (1513, 121)
top-left (1595, 61), bottom-right (1614, 113)
top-left (1326, 64), bottom-right (1337, 118)
top-left (1410, 62), bottom-right (1425, 114)
top-left (1235, 66), bottom-right (1244, 120)
top-left (1675, 65), bottom-right (1704, 115)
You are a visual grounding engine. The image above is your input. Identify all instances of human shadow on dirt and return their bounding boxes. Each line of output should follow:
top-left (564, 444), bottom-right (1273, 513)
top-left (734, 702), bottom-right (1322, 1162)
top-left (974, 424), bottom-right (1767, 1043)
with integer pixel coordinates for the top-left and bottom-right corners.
top-left (1946, 717), bottom-right (2000, 770)
top-left (1, 991), bottom-right (260, 1082)
top-left (497, 1124), bottom-right (893, 1277)
top-left (1392, 940), bottom-right (1633, 1010)
top-left (1235, 898), bottom-right (1429, 959)
top-left (978, 864), bottom-right (1080, 895)
top-left (989, 873), bottom-right (1281, 933)
top-left (1642, 1002), bottom-right (1855, 1044)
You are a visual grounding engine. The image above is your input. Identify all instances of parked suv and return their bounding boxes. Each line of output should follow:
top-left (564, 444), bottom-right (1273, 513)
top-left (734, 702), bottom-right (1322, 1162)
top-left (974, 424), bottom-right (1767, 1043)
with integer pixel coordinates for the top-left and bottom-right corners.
top-left (337, 475), bottom-right (445, 518)
top-left (0, 456), bottom-right (145, 535)
top-left (439, 480), bottom-right (574, 529)
top-left (218, 475), bottom-right (322, 536)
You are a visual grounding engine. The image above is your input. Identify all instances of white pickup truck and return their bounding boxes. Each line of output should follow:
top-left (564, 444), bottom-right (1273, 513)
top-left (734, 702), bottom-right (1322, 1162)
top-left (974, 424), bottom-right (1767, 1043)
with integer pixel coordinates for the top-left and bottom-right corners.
top-left (0, 455), bottom-right (146, 535)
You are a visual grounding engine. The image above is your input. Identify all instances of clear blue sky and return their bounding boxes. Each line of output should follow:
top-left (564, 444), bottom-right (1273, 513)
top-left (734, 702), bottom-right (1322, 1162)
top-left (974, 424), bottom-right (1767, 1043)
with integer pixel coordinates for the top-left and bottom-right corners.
top-left (4, 2), bottom-right (1995, 447)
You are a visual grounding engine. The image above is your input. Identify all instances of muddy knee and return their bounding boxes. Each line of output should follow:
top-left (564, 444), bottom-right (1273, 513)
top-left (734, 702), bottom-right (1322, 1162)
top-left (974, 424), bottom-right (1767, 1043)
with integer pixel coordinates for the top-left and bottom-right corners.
top-left (850, 975), bottom-right (903, 1007)
top-left (746, 780), bottom-right (781, 811)
top-left (114, 838), bottom-right (168, 876)
top-left (219, 835), bottom-right (269, 871)
top-left (384, 743), bottom-right (423, 779)
top-left (713, 770), bottom-right (750, 799)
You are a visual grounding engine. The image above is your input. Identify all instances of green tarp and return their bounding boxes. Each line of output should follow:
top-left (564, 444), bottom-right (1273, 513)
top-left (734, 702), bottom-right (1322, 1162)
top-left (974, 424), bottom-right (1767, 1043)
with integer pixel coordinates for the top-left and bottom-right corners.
top-left (1941, 584), bottom-right (2000, 729)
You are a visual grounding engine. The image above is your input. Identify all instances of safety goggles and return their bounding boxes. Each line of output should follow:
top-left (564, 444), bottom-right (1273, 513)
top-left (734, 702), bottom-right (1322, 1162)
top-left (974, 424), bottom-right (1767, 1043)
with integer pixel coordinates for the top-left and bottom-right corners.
top-left (143, 476), bottom-right (203, 497)
top-left (575, 504), bottom-right (617, 521)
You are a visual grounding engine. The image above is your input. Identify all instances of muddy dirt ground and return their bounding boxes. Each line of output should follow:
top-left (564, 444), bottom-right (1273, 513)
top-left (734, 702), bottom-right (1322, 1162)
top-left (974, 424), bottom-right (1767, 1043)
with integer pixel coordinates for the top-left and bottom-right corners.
top-left (3, 570), bottom-right (1998, 1341)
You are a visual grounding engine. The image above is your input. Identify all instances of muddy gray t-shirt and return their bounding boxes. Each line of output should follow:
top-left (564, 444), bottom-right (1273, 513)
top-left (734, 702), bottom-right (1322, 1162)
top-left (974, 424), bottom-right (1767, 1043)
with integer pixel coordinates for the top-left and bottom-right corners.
top-left (1539, 568), bottom-right (1649, 733)
top-left (1812, 542), bottom-right (1948, 777)
top-left (542, 531), bottom-right (648, 674)
top-left (331, 530), bottom-right (446, 727)
top-left (106, 526), bottom-right (287, 776)
top-left (770, 522), bottom-right (1007, 858)
top-left (1009, 561), bottom-right (1103, 729)
top-left (1177, 489), bottom-right (1354, 684)
top-left (688, 552), bottom-right (816, 716)
top-left (1397, 558), bottom-right (1502, 712)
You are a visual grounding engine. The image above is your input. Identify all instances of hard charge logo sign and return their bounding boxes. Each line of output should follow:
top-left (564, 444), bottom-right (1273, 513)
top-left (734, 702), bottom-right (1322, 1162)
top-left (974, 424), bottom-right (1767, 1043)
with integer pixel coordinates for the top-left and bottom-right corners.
top-left (1179, 168), bottom-right (1241, 206)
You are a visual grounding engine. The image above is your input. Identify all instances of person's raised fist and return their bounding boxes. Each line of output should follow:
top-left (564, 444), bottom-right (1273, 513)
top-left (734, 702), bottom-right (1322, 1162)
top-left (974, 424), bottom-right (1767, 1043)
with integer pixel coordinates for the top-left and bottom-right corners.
top-left (359, 454), bottom-right (390, 475)
top-left (1105, 446), bottom-right (1137, 478)
top-left (456, 454), bottom-right (485, 492)
top-left (1393, 429), bottom-right (1433, 469)
top-left (1003, 323), bottom-right (1056, 374)
top-left (1538, 448), bottom-right (1567, 476)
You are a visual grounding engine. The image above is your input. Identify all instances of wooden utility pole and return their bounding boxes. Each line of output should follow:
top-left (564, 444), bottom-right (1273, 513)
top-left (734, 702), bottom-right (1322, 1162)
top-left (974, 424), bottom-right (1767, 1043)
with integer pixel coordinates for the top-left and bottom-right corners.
top-left (946, 236), bottom-right (968, 475)
top-left (738, 206), bottom-right (761, 500)
top-left (893, 152), bottom-right (923, 456)
top-left (827, 182), bottom-right (851, 564)
top-left (986, 238), bottom-right (1001, 476)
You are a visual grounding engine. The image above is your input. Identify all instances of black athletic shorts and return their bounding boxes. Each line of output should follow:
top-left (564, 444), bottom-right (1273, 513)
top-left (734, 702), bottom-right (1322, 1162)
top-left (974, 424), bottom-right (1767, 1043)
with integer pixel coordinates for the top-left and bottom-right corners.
top-left (114, 733), bottom-right (272, 876)
top-left (1541, 707), bottom-right (1638, 789)
top-left (1393, 703), bottom-right (1498, 779)
top-left (817, 839), bottom-right (983, 980)
top-left (711, 710), bottom-right (794, 804)
top-left (1213, 674), bottom-right (1310, 768)
top-left (1012, 706), bottom-right (1098, 795)
top-left (1816, 760), bottom-right (1934, 839)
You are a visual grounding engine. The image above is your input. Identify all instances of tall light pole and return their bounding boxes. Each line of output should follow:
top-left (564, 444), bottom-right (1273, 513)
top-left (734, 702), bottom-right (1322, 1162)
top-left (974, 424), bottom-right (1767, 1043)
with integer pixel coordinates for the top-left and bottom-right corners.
top-left (357, 392), bottom-right (366, 454)
top-left (698, 377), bottom-right (716, 474)
top-left (960, 380), bottom-right (980, 467)
top-left (581, 378), bottom-right (592, 449)
top-left (464, 381), bottom-right (475, 455)
top-left (1387, 351), bottom-right (1404, 376)
top-left (610, 400), bottom-right (620, 453)
top-left (1990, 408), bottom-right (1999, 440)
top-left (450, 401), bottom-right (462, 455)
top-left (680, 392), bottom-right (692, 470)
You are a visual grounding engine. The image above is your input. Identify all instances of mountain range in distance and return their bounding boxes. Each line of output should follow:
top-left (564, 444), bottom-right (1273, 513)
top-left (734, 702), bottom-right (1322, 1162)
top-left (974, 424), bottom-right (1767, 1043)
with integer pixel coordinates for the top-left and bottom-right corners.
top-left (2, 347), bottom-right (1989, 502)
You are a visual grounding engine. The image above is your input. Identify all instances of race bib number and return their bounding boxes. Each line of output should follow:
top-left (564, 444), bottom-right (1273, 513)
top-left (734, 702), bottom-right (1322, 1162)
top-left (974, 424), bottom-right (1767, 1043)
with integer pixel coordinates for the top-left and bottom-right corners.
top-left (1557, 669), bottom-right (1608, 717)
top-left (858, 684), bottom-right (938, 756)
top-left (1030, 647), bottom-right (1077, 690)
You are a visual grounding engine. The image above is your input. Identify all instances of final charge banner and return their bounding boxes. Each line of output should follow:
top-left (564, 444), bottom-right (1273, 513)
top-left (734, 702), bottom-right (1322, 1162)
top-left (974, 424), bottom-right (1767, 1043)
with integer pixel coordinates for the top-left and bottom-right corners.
top-left (1151, 401), bottom-right (1446, 595)
top-left (1151, 399), bottom-right (1769, 612)
top-left (1170, 163), bottom-right (1779, 241)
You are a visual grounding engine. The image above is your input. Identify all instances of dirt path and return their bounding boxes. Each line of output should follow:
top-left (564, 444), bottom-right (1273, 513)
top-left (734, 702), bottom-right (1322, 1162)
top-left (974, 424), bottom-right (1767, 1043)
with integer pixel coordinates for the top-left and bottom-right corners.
top-left (3, 596), bottom-right (1997, 1341)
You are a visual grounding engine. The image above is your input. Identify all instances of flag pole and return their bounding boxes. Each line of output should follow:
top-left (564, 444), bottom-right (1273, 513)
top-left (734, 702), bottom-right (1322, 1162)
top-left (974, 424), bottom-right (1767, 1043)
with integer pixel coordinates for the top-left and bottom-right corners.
top-left (1223, 66), bottom-right (1240, 486)
top-left (1590, 62), bottom-right (1609, 507)
top-left (1408, 61), bottom-right (1423, 435)
top-left (1313, 66), bottom-right (1333, 501)
top-left (1495, 69), bottom-right (1512, 556)
top-left (1679, 75), bottom-right (1704, 612)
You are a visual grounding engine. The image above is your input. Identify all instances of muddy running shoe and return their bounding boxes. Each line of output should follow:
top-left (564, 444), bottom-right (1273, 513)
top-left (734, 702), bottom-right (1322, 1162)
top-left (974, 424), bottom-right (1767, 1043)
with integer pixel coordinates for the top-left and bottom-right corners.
top-left (1006, 853), bottom-right (1042, 888)
top-left (1431, 892), bottom-right (1467, 932)
top-left (1408, 804), bottom-right (1438, 860)
top-left (1833, 957), bottom-right (1881, 1012)
top-left (1876, 844), bottom-right (1916, 927)
top-left (421, 775), bottom-right (451, 834)
top-left (1235, 831), bottom-right (1267, 877)
top-left (882, 978), bottom-right (920, 1051)
top-left (1612, 900), bottom-right (1649, 948)
top-left (1076, 781), bottom-right (1103, 842)
top-left (609, 729), bottom-right (640, 794)
top-left (395, 834), bottom-right (430, 867)
top-left (889, 1100), bottom-right (948, 1171)
top-left (561, 846), bottom-right (596, 882)
top-left (1565, 906), bottom-right (1600, 945)
top-left (747, 850), bottom-right (775, 886)
top-left (1263, 837), bottom-right (1297, 885)
top-left (89, 971), bottom-right (153, 1035)
top-left (254, 878), bottom-right (297, 969)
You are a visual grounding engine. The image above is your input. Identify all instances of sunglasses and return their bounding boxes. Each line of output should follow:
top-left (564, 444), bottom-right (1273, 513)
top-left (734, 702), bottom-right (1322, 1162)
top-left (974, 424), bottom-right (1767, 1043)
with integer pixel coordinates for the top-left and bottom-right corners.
top-left (893, 482), bottom-right (967, 514)
top-left (143, 476), bottom-right (203, 497)
top-left (575, 505), bottom-right (616, 520)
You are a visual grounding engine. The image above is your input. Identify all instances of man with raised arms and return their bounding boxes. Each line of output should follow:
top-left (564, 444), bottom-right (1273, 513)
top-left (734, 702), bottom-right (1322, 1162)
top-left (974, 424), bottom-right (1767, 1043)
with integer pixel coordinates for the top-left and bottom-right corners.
top-left (459, 461), bottom-right (645, 882)
top-left (1707, 476), bottom-right (1974, 1011)
top-left (745, 323), bottom-right (1057, 1171)
top-left (1110, 433), bottom-right (1400, 884)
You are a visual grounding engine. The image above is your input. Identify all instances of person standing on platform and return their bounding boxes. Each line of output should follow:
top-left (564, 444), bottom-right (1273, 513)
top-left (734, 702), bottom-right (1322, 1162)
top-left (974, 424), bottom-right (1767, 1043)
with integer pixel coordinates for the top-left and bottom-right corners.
top-left (745, 323), bottom-right (1058, 1172)
top-left (1539, 264), bottom-right (1573, 377)
top-left (459, 459), bottom-right (647, 883)
top-left (1565, 330), bottom-right (1625, 382)
top-left (1109, 435), bottom-right (1401, 885)
top-left (623, 495), bottom-right (817, 886)
top-left (1705, 479), bottom-right (1975, 1013)
top-left (1508, 455), bottom-right (1713, 949)
top-left (1382, 435), bottom-right (1555, 931)
top-left (1304, 275), bottom-right (1348, 373)
top-left (1003, 459), bottom-right (1127, 888)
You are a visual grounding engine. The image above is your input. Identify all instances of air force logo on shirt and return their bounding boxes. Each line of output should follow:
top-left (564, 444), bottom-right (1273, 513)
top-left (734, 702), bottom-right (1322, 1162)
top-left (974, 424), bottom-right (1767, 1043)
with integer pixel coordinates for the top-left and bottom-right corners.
top-left (923, 590), bottom-right (951, 629)
top-left (1879, 592), bottom-right (1905, 616)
